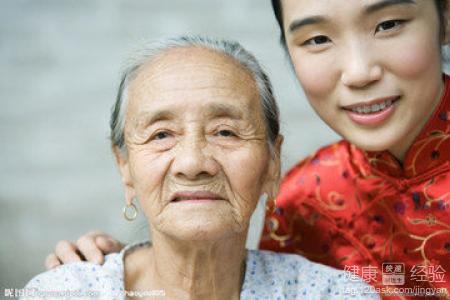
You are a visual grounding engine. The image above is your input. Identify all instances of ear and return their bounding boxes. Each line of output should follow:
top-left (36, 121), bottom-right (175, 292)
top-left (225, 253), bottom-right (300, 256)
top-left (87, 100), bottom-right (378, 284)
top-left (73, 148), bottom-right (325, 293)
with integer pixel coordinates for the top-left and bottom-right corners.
top-left (112, 146), bottom-right (136, 205)
top-left (262, 134), bottom-right (284, 200)
top-left (442, 0), bottom-right (450, 44)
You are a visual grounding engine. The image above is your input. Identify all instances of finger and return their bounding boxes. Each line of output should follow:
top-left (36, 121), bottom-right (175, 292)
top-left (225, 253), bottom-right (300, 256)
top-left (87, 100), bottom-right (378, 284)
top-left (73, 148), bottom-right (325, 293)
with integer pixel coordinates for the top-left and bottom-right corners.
top-left (96, 236), bottom-right (124, 254)
top-left (76, 236), bottom-right (104, 264)
top-left (44, 253), bottom-right (61, 270)
top-left (54, 240), bottom-right (82, 264)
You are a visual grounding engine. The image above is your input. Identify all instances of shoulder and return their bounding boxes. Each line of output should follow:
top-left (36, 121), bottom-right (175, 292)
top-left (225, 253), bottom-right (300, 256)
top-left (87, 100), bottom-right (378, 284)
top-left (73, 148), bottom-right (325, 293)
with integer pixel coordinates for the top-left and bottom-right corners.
top-left (276, 140), bottom-right (368, 206)
top-left (282, 140), bottom-right (359, 185)
top-left (242, 250), bottom-right (380, 299)
top-left (22, 252), bottom-right (125, 300)
top-left (22, 241), bottom-right (151, 300)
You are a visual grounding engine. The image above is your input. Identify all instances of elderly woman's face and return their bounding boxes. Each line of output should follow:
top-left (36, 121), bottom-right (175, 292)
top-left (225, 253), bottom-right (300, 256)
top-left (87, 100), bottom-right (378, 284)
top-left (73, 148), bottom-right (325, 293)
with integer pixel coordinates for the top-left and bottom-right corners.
top-left (117, 47), bottom-right (280, 241)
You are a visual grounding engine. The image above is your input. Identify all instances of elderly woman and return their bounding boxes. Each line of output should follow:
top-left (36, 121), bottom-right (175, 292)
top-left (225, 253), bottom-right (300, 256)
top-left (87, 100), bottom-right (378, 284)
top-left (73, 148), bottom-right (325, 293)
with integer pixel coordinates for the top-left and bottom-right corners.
top-left (24, 36), bottom-right (378, 299)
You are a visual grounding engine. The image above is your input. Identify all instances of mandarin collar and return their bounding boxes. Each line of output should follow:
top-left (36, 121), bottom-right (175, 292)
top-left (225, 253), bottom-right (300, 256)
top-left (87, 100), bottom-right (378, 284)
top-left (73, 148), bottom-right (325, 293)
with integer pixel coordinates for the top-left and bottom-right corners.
top-left (364, 74), bottom-right (450, 179)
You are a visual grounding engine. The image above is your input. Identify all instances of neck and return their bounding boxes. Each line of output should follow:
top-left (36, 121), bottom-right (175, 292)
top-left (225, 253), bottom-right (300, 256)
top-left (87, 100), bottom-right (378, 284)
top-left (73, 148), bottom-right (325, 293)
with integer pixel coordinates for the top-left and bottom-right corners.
top-left (125, 230), bottom-right (247, 300)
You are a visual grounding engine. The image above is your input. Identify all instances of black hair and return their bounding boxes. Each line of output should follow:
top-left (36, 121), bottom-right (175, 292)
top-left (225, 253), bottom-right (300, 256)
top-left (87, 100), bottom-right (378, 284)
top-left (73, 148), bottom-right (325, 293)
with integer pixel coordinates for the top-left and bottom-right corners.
top-left (271, 0), bottom-right (447, 45)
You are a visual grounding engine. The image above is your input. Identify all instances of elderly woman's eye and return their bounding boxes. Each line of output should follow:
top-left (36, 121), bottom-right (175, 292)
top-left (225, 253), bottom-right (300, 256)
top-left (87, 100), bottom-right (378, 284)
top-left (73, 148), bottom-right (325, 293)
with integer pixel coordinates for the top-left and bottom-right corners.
top-left (153, 131), bottom-right (170, 140)
top-left (217, 129), bottom-right (236, 137)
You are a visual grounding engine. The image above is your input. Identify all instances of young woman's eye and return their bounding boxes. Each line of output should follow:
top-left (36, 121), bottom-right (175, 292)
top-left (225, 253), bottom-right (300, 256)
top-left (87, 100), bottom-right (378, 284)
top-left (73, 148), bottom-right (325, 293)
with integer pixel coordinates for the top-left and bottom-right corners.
top-left (376, 20), bottom-right (405, 33)
top-left (216, 129), bottom-right (236, 137)
top-left (302, 35), bottom-right (331, 46)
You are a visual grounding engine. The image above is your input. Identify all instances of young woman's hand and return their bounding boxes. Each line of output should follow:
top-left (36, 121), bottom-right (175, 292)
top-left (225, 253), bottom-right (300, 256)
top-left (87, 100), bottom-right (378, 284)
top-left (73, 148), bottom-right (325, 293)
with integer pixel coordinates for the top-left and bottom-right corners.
top-left (44, 231), bottom-right (124, 269)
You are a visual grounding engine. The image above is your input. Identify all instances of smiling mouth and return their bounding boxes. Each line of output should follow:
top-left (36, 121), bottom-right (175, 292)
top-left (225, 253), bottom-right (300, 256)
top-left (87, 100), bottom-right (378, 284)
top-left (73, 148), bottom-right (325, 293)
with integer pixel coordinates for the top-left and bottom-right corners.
top-left (171, 191), bottom-right (225, 202)
top-left (342, 96), bottom-right (400, 114)
top-left (342, 96), bottom-right (400, 126)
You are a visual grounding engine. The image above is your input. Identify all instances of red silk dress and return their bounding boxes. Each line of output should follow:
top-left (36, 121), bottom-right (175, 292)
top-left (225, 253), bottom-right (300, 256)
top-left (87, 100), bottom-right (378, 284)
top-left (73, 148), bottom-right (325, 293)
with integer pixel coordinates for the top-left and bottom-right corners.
top-left (260, 75), bottom-right (450, 299)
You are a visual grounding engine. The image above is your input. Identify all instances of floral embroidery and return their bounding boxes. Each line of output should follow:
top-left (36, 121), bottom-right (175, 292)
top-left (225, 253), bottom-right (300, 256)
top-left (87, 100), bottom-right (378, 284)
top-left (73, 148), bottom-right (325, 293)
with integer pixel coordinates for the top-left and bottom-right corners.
top-left (260, 75), bottom-right (450, 300)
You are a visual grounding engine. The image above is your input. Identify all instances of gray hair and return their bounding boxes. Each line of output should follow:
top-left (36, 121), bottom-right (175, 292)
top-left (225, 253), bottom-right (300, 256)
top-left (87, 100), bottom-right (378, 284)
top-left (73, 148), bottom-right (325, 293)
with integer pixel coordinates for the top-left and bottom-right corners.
top-left (110, 35), bottom-right (280, 153)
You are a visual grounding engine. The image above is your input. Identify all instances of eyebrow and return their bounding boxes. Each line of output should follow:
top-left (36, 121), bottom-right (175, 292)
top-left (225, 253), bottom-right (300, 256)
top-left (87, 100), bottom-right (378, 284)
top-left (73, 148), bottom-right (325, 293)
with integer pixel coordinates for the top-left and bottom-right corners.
top-left (135, 110), bottom-right (175, 127)
top-left (288, 0), bottom-right (416, 34)
top-left (206, 103), bottom-right (244, 120)
top-left (364, 0), bottom-right (416, 14)
top-left (134, 103), bottom-right (243, 128)
top-left (289, 16), bottom-right (327, 33)
top-left (365, 0), bottom-right (417, 14)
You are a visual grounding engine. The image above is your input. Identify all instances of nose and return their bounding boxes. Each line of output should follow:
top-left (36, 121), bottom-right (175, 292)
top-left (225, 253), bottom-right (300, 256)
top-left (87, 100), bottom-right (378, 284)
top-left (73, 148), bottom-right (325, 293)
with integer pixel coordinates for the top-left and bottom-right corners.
top-left (171, 135), bottom-right (220, 181)
top-left (340, 41), bottom-right (382, 88)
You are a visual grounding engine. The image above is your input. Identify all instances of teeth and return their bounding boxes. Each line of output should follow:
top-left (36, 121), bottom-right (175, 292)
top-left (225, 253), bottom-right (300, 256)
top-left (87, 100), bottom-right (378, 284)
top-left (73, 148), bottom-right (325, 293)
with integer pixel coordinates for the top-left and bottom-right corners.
top-left (351, 99), bottom-right (394, 114)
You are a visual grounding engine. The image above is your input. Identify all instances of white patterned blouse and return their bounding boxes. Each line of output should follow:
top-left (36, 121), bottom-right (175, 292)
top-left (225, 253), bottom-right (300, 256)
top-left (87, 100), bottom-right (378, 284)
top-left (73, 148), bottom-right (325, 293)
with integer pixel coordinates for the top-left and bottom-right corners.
top-left (23, 241), bottom-right (380, 300)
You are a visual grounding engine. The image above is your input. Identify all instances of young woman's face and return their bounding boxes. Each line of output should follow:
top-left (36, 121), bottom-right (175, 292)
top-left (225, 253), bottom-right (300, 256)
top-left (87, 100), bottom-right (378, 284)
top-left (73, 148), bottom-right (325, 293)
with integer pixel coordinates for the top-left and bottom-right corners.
top-left (282, 0), bottom-right (446, 159)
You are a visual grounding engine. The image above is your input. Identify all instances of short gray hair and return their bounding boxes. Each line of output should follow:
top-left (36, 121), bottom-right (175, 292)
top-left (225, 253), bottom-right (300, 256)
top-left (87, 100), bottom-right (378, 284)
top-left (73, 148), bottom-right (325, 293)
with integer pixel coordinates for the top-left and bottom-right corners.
top-left (110, 35), bottom-right (280, 153)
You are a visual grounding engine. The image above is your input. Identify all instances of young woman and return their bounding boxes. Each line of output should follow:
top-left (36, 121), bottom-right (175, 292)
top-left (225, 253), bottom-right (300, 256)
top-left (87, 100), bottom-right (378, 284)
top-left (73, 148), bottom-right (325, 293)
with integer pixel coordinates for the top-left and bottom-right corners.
top-left (46, 1), bottom-right (450, 298)
top-left (261, 1), bottom-right (450, 298)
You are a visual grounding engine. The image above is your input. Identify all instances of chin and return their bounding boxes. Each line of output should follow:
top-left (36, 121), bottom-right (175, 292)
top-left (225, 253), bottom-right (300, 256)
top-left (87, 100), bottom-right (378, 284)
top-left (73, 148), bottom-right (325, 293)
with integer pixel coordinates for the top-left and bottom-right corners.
top-left (335, 108), bottom-right (418, 155)
top-left (342, 130), bottom-right (401, 153)
top-left (161, 217), bottom-right (242, 242)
